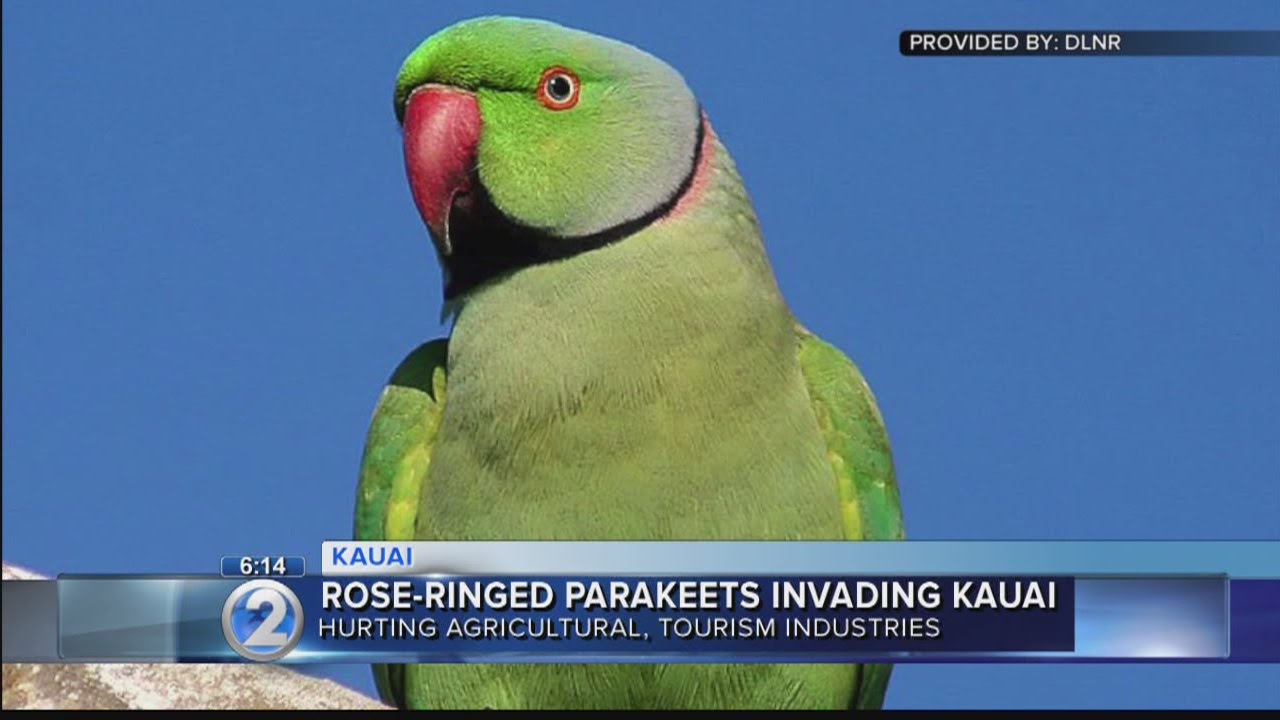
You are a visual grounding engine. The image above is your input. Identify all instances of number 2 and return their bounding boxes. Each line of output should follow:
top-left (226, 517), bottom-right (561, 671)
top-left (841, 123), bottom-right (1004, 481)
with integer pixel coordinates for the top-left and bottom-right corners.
top-left (241, 588), bottom-right (289, 647)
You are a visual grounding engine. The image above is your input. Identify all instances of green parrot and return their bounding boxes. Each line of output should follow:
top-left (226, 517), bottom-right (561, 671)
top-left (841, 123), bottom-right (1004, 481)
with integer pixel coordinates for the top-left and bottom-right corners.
top-left (355, 16), bottom-right (904, 710)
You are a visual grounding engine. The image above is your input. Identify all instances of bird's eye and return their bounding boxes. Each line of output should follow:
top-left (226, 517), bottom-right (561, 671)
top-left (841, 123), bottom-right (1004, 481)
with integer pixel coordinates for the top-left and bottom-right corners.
top-left (538, 67), bottom-right (580, 110)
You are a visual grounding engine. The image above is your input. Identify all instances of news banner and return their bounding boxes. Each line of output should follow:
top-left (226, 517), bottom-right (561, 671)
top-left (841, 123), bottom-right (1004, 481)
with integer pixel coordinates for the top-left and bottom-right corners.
top-left (1, 542), bottom-right (1277, 665)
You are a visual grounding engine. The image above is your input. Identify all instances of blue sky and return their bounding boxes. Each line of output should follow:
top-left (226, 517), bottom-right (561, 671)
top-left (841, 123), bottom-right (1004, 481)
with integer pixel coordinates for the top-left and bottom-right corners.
top-left (3, 0), bottom-right (1277, 710)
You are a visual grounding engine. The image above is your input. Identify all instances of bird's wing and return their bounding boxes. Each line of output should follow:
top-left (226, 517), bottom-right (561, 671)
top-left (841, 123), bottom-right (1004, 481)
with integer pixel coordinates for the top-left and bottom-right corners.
top-left (353, 339), bottom-right (449, 709)
top-left (795, 324), bottom-right (905, 711)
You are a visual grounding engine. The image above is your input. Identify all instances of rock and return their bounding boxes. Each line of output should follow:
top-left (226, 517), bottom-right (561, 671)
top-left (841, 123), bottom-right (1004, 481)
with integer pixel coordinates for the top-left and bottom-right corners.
top-left (1, 563), bottom-right (389, 710)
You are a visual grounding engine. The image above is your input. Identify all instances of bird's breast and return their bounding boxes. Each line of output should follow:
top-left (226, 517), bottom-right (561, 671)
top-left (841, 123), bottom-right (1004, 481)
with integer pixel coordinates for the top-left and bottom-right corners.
top-left (418, 235), bottom-right (843, 541)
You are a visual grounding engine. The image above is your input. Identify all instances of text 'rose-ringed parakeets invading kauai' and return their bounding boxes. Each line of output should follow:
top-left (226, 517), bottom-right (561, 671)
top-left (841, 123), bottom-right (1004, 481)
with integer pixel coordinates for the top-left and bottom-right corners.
top-left (354, 16), bottom-right (904, 710)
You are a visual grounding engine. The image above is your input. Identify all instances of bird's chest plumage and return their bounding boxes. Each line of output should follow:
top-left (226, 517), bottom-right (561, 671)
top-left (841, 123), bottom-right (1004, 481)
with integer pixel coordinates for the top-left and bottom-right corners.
top-left (417, 240), bottom-right (842, 542)
top-left (410, 276), bottom-right (855, 707)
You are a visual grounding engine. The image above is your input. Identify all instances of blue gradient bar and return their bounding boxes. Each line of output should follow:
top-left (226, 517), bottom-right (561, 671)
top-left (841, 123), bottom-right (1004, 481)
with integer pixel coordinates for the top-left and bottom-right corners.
top-left (58, 577), bottom-right (187, 660)
top-left (1074, 578), bottom-right (1227, 658)
top-left (3, 543), bottom-right (1272, 664)
top-left (32, 574), bottom-right (1267, 664)
top-left (319, 541), bottom-right (1280, 577)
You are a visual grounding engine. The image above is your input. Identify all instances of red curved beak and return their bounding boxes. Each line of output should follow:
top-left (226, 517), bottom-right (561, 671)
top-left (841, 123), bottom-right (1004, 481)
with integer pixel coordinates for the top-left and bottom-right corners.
top-left (403, 86), bottom-right (482, 256)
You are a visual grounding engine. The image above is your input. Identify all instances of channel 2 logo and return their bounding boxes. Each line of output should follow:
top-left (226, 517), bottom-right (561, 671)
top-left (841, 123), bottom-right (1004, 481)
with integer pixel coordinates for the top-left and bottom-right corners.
top-left (221, 579), bottom-right (305, 661)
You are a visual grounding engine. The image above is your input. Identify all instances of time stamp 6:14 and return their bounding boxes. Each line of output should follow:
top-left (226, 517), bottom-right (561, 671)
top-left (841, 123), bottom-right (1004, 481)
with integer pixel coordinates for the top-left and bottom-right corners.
top-left (220, 555), bottom-right (306, 577)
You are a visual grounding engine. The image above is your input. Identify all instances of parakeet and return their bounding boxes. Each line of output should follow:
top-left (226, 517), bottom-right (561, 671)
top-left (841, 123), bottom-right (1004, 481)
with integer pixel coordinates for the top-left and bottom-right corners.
top-left (355, 16), bottom-right (904, 710)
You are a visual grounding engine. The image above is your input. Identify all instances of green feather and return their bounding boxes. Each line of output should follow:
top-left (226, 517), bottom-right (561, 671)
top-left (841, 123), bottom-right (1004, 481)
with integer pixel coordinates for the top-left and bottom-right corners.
top-left (353, 338), bottom-right (449, 708)
top-left (796, 324), bottom-right (905, 709)
top-left (796, 325), bottom-right (904, 543)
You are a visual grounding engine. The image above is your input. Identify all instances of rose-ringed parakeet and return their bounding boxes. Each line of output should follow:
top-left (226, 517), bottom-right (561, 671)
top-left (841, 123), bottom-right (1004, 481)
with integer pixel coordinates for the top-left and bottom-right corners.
top-left (355, 16), bottom-right (904, 710)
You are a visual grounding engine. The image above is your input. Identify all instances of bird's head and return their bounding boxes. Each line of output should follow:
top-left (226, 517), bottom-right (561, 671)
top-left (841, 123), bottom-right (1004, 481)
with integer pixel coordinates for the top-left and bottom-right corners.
top-left (394, 17), bottom-right (706, 299)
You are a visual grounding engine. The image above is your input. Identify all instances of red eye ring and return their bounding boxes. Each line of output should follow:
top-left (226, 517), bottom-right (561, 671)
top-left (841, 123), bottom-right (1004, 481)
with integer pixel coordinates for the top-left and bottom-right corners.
top-left (537, 67), bottom-right (580, 110)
